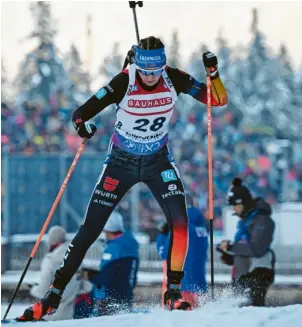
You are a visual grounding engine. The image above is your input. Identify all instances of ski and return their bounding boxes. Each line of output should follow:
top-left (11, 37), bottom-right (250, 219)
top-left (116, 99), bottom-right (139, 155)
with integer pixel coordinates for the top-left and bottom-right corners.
top-left (1, 318), bottom-right (45, 324)
top-left (1, 319), bottom-right (19, 324)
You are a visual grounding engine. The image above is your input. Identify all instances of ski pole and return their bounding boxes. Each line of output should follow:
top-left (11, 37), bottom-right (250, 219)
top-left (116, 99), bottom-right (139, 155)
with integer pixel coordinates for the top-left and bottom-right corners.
top-left (129, 1), bottom-right (143, 44)
top-left (3, 138), bottom-right (87, 320)
top-left (206, 75), bottom-right (215, 300)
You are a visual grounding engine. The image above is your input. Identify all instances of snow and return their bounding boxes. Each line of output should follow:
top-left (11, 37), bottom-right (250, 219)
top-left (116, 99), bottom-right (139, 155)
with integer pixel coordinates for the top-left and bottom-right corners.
top-left (2, 300), bottom-right (302, 327)
top-left (2, 272), bottom-right (302, 326)
top-left (1, 304), bottom-right (29, 322)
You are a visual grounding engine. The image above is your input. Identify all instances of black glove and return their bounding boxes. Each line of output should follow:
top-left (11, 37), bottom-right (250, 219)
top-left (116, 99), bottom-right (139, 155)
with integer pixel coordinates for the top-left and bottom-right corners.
top-left (216, 240), bottom-right (233, 253)
top-left (73, 119), bottom-right (97, 139)
top-left (221, 252), bottom-right (234, 266)
top-left (158, 221), bottom-right (169, 235)
top-left (216, 241), bottom-right (234, 266)
top-left (202, 51), bottom-right (218, 77)
top-left (216, 243), bottom-right (234, 266)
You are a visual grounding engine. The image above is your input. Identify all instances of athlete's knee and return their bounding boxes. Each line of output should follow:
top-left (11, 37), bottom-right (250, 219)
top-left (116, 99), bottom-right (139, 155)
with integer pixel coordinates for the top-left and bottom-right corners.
top-left (170, 220), bottom-right (189, 237)
top-left (165, 203), bottom-right (188, 226)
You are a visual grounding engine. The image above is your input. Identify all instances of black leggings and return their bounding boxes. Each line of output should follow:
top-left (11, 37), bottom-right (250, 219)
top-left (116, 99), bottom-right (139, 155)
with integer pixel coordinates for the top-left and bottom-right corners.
top-left (55, 144), bottom-right (188, 289)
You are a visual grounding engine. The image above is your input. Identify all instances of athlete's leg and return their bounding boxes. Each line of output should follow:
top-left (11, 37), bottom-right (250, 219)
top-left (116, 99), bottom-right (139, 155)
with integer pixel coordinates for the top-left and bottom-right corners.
top-left (142, 146), bottom-right (190, 310)
top-left (143, 150), bottom-right (188, 284)
top-left (54, 157), bottom-right (137, 289)
top-left (20, 146), bottom-right (139, 321)
top-left (144, 168), bottom-right (188, 284)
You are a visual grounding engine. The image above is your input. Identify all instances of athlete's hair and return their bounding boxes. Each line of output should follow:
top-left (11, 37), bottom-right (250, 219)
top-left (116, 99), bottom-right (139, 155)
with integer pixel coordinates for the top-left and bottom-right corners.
top-left (138, 36), bottom-right (164, 50)
top-left (122, 36), bottom-right (165, 70)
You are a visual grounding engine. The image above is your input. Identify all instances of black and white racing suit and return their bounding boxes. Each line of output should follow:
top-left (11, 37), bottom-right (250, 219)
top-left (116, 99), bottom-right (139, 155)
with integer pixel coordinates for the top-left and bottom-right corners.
top-left (54, 64), bottom-right (228, 290)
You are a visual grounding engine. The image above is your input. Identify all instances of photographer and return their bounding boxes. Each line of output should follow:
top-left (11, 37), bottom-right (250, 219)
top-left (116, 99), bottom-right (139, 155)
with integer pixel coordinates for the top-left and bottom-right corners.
top-left (217, 178), bottom-right (275, 307)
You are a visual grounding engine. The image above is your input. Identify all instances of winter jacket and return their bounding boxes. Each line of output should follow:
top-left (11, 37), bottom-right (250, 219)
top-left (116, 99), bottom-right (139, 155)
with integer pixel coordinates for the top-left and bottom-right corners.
top-left (30, 242), bottom-right (93, 321)
top-left (230, 197), bottom-right (275, 280)
top-left (89, 232), bottom-right (139, 313)
top-left (156, 206), bottom-right (208, 292)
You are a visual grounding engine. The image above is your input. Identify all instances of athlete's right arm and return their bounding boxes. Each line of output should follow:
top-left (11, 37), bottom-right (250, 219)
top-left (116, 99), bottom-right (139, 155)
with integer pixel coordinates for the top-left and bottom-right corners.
top-left (72, 72), bottom-right (129, 137)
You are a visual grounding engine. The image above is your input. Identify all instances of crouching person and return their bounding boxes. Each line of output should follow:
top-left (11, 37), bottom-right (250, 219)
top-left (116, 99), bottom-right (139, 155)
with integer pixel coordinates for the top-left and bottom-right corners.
top-left (89, 211), bottom-right (139, 316)
top-left (217, 178), bottom-right (275, 307)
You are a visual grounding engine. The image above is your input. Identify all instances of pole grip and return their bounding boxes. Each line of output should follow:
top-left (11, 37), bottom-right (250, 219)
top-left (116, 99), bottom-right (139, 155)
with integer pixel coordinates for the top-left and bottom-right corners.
top-left (129, 1), bottom-right (136, 8)
top-left (128, 1), bottom-right (142, 44)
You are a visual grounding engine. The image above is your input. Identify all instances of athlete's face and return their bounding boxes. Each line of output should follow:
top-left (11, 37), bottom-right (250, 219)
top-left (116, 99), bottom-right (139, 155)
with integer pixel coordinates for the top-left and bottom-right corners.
top-left (138, 71), bottom-right (161, 86)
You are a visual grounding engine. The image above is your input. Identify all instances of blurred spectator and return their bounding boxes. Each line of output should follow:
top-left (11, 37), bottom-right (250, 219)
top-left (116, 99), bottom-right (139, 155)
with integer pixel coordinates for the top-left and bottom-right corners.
top-left (2, 92), bottom-right (302, 236)
top-left (29, 225), bottom-right (93, 321)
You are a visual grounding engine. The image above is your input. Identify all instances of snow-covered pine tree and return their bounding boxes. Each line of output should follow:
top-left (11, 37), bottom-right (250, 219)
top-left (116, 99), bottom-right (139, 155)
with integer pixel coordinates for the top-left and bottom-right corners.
top-left (63, 43), bottom-right (91, 105)
top-left (168, 30), bottom-right (181, 69)
top-left (1, 59), bottom-right (10, 102)
top-left (275, 45), bottom-right (302, 140)
top-left (167, 30), bottom-right (188, 123)
top-left (185, 43), bottom-right (208, 116)
top-left (99, 42), bottom-right (123, 80)
top-left (216, 31), bottom-right (243, 128)
top-left (15, 1), bottom-right (70, 106)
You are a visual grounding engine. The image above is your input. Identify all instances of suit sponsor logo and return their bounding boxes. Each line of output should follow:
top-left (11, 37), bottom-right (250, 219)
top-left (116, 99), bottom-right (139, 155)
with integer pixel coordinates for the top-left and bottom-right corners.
top-left (161, 190), bottom-right (184, 199)
top-left (164, 76), bottom-right (174, 88)
top-left (124, 139), bottom-right (136, 150)
top-left (168, 184), bottom-right (177, 191)
top-left (60, 243), bottom-right (74, 268)
top-left (93, 199), bottom-right (114, 207)
top-left (128, 97), bottom-right (172, 108)
top-left (125, 131), bottom-right (163, 141)
top-left (94, 189), bottom-right (117, 200)
top-left (95, 88), bottom-right (107, 99)
top-left (124, 140), bottom-right (161, 153)
top-left (126, 85), bottom-right (138, 95)
top-left (161, 169), bottom-right (177, 182)
top-left (106, 84), bottom-right (114, 93)
top-left (103, 176), bottom-right (119, 191)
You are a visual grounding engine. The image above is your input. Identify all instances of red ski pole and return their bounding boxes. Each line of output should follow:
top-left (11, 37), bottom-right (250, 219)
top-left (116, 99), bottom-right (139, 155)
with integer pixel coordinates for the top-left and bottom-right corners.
top-left (206, 75), bottom-right (215, 300)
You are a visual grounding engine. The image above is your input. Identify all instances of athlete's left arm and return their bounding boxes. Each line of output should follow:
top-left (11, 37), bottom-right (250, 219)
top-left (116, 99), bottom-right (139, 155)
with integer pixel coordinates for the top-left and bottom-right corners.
top-left (167, 67), bottom-right (228, 106)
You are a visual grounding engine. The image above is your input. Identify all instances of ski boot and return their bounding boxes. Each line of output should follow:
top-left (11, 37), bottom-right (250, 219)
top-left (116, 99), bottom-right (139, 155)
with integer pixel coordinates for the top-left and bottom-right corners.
top-left (17, 285), bottom-right (62, 321)
top-left (164, 285), bottom-right (192, 311)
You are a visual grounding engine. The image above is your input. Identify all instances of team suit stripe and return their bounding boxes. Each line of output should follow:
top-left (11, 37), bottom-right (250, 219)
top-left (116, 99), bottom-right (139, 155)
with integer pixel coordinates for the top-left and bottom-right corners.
top-left (120, 106), bottom-right (174, 116)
